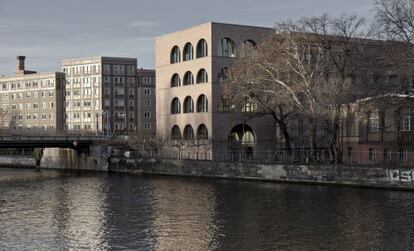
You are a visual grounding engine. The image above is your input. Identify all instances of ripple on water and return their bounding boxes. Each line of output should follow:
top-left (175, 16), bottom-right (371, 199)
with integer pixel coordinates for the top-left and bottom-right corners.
top-left (0, 169), bottom-right (413, 250)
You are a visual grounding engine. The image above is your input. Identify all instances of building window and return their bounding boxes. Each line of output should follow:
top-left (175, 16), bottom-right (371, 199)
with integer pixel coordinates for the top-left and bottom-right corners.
top-left (402, 115), bottom-right (411, 131)
top-left (218, 37), bottom-right (236, 57)
top-left (171, 125), bottom-right (181, 140)
top-left (369, 112), bottom-right (380, 132)
top-left (369, 148), bottom-right (376, 161)
top-left (399, 148), bottom-right (408, 161)
top-left (170, 46), bottom-right (181, 64)
top-left (183, 125), bottom-right (194, 140)
top-left (144, 123), bottom-right (151, 129)
top-left (218, 67), bottom-right (229, 81)
top-left (183, 96), bottom-right (194, 113)
top-left (196, 94), bottom-right (208, 112)
top-left (144, 100), bottom-right (151, 107)
top-left (144, 88), bottom-right (151, 95)
top-left (242, 39), bottom-right (256, 58)
top-left (197, 124), bottom-right (208, 140)
top-left (171, 98), bottom-right (181, 114)
top-left (171, 74), bottom-right (181, 87)
top-left (183, 43), bottom-right (194, 61)
top-left (196, 69), bottom-right (208, 83)
top-left (183, 71), bottom-right (194, 85)
top-left (196, 39), bottom-right (208, 58)
top-left (144, 111), bottom-right (151, 118)
top-left (347, 147), bottom-right (353, 162)
top-left (242, 98), bottom-right (257, 113)
top-left (384, 148), bottom-right (392, 162)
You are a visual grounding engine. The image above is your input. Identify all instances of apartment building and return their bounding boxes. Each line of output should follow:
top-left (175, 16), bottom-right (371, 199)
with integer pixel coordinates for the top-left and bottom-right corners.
top-left (61, 57), bottom-right (138, 134)
top-left (156, 22), bottom-right (275, 158)
top-left (0, 56), bottom-right (64, 132)
top-left (136, 69), bottom-right (156, 136)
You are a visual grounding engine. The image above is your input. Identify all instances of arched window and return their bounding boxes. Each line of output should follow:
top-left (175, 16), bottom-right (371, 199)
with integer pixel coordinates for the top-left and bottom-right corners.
top-left (171, 125), bottom-right (182, 140)
top-left (197, 124), bottom-right (208, 140)
top-left (183, 43), bottom-right (194, 61)
top-left (196, 69), bottom-right (208, 83)
top-left (170, 46), bottom-right (181, 64)
top-left (183, 96), bottom-right (194, 113)
top-left (171, 98), bottom-right (181, 114)
top-left (242, 97), bottom-right (257, 112)
top-left (197, 94), bottom-right (208, 112)
top-left (196, 39), bottom-right (208, 58)
top-left (218, 67), bottom-right (229, 81)
top-left (170, 74), bottom-right (181, 87)
top-left (243, 39), bottom-right (256, 58)
top-left (183, 71), bottom-right (194, 85)
top-left (183, 125), bottom-right (194, 140)
top-left (218, 37), bottom-right (236, 57)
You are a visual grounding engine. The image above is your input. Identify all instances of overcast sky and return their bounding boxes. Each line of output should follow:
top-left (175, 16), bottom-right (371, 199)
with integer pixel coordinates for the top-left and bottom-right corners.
top-left (0, 0), bottom-right (375, 75)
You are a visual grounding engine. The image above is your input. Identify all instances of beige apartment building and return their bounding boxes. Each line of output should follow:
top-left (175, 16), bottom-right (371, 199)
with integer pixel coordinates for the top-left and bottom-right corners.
top-left (62, 57), bottom-right (139, 134)
top-left (156, 22), bottom-right (275, 158)
top-left (0, 56), bottom-right (64, 133)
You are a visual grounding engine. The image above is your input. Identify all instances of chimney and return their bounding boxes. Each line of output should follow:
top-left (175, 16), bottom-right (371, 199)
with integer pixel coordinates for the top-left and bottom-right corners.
top-left (17, 55), bottom-right (25, 73)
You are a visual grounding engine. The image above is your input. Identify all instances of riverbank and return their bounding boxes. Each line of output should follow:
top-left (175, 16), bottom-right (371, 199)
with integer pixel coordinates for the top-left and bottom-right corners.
top-left (2, 154), bottom-right (414, 191)
top-left (109, 158), bottom-right (414, 191)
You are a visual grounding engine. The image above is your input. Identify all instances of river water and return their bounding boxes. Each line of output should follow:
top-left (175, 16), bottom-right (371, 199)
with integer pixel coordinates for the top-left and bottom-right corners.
top-left (0, 168), bottom-right (413, 250)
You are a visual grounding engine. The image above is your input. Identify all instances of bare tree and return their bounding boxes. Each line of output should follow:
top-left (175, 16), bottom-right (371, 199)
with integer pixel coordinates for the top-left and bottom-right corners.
top-left (224, 26), bottom-right (333, 157)
top-left (374, 0), bottom-right (414, 43)
top-left (299, 13), bottom-right (373, 162)
top-left (223, 42), bottom-right (297, 154)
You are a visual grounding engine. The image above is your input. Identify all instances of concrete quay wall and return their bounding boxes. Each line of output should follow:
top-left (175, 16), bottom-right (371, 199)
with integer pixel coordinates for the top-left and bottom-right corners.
top-left (110, 158), bottom-right (414, 190)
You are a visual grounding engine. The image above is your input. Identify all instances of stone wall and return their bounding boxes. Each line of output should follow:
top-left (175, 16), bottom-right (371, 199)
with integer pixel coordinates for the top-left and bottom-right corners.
top-left (40, 146), bottom-right (108, 171)
top-left (110, 157), bottom-right (414, 190)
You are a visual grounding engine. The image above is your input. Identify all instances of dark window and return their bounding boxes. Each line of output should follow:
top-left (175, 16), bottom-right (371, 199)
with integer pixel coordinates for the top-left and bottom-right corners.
top-left (196, 39), bottom-right (208, 58)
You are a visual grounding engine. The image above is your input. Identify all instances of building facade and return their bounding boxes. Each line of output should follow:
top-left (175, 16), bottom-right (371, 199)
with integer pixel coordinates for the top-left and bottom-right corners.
top-left (0, 56), bottom-right (64, 133)
top-left (136, 69), bottom-right (156, 136)
top-left (61, 57), bottom-right (139, 134)
top-left (156, 22), bottom-right (275, 158)
top-left (342, 95), bottom-right (414, 166)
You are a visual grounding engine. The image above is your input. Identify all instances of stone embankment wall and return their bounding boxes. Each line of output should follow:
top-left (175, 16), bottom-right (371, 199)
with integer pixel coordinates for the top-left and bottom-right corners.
top-left (40, 147), bottom-right (108, 171)
top-left (0, 156), bottom-right (35, 168)
top-left (110, 157), bottom-right (414, 190)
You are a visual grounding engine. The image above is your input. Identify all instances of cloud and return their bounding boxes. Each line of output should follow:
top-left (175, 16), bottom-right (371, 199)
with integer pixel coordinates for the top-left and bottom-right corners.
top-left (128, 20), bottom-right (160, 28)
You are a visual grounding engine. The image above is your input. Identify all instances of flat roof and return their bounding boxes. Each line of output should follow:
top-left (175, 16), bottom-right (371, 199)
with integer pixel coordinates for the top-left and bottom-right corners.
top-left (155, 21), bottom-right (273, 40)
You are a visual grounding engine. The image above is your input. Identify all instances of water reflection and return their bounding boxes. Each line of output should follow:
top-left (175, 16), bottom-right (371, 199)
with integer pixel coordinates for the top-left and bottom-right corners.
top-left (0, 168), bottom-right (414, 250)
top-left (150, 178), bottom-right (219, 250)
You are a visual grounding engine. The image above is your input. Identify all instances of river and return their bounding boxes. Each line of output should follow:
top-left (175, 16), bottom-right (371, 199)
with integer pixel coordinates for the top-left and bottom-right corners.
top-left (0, 168), bottom-right (413, 250)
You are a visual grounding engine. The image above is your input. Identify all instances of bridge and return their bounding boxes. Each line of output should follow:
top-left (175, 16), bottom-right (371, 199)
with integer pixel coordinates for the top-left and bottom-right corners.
top-left (0, 134), bottom-right (107, 148)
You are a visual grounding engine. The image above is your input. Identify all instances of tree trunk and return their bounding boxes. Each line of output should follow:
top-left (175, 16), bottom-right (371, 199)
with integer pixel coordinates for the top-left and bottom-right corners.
top-left (309, 118), bottom-right (318, 160)
top-left (279, 122), bottom-right (292, 155)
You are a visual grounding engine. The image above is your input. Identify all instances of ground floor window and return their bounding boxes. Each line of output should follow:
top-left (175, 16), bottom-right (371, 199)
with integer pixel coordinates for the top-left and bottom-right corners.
top-left (369, 148), bottom-right (376, 161)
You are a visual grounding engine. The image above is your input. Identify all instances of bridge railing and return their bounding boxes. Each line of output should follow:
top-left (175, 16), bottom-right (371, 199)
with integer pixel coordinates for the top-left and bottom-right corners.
top-left (0, 129), bottom-right (107, 138)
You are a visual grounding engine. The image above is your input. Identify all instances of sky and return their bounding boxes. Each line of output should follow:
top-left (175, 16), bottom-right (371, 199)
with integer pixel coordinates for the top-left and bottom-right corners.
top-left (0, 0), bottom-right (375, 76)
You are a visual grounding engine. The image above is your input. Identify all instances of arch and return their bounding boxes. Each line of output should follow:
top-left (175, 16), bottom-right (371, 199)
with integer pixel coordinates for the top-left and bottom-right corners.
top-left (183, 96), bottom-right (194, 113)
top-left (171, 125), bottom-right (182, 140)
top-left (218, 67), bottom-right (229, 81)
top-left (183, 125), bottom-right (194, 140)
top-left (197, 124), bottom-right (208, 140)
top-left (196, 39), bottom-right (208, 58)
top-left (243, 39), bottom-right (257, 57)
top-left (183, 42), bottom-right (194, 61)
top-left (197, 94), bottom-right (208, 112)
top-left (170, 46), bottom-right (181, 63)
top-left (218, 37), bottom-right (236, 57)
top-left (171, 97), bottom-right (181, 114)
top-left (183, 71), bottom-right (194, 85)
top-left (228, 123), bottom-right (255, 160)
top-left (170, 73), bottom-right (181, 87)
top-left (196, 69), bottom-right (208, 83)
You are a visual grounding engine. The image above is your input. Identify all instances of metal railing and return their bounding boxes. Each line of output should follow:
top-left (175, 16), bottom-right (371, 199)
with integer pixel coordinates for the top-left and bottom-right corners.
top-left (126, 148), bottom-right (414, 168)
